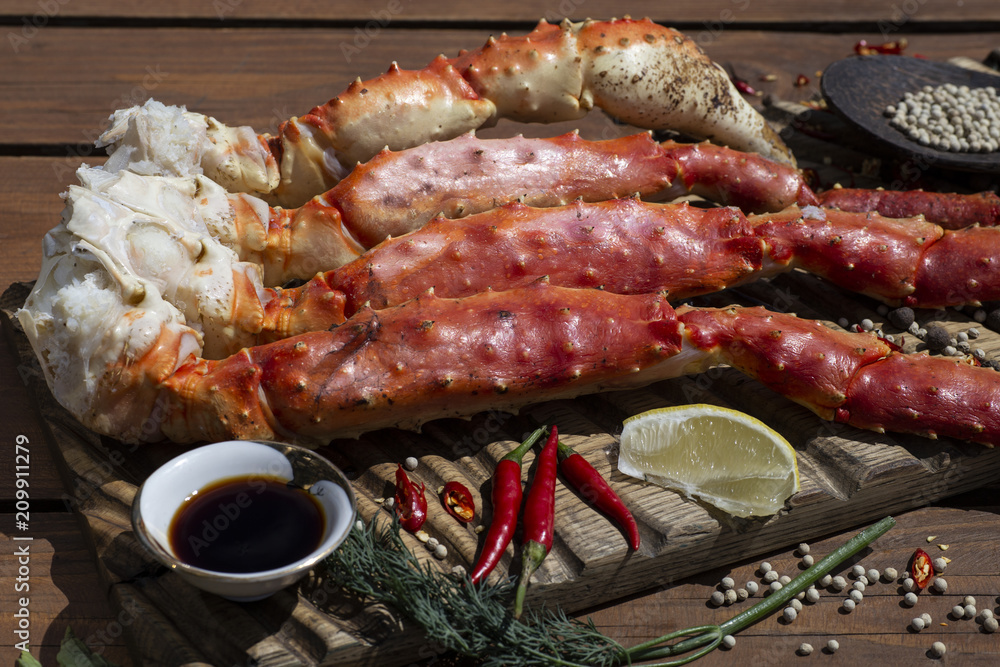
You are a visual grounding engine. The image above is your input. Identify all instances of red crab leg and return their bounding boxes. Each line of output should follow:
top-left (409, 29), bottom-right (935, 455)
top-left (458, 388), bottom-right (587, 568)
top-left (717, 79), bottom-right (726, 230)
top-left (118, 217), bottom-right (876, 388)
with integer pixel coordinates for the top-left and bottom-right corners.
top-left (817, 188), bottom-right (1000, 229)
top-left (678, 305), bottom-right (1000, 445)
top-left (261, 198), bottom-right (1000, 337)
top-left (204, 18), bottom-right (792, 205)
top-left (155, 284), bottom-right (1000, 446)
top-left (158, 282), bottom-right (687, 444)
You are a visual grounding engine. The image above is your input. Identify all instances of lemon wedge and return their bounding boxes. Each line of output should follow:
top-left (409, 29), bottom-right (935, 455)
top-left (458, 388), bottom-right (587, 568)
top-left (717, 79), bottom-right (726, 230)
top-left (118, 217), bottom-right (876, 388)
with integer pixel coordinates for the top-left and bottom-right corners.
top-left (617, 404), bottom-right (800, 517)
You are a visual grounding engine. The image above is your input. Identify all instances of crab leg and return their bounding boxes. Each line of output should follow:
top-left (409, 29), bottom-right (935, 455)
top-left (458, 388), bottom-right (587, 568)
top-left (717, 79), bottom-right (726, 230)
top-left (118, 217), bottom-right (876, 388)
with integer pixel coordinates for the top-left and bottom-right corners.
top-left (817, 188), bottom-right (1000, 229)
top-left (267, 198), bottom-right (1000, 338)
top-left (678, 305), bottom-right (1000, 445)
top-left (99, 18), bottom-right (793, 206)
top-left (99, 283), bottom-right (1000, 446)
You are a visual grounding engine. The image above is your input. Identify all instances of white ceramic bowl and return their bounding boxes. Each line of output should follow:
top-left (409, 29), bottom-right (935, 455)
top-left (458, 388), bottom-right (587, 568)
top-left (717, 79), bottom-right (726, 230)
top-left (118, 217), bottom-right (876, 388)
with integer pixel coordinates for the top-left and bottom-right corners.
top-left (131, 440), bottom-right (356, 601)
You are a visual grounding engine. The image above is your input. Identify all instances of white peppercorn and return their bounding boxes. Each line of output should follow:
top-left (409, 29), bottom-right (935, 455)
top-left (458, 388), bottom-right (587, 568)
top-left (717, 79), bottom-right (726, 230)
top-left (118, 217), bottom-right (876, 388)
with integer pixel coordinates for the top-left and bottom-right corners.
top-left (798, 643), bottom-right (813, 656)
top-left (852, 564), bottom-right (866, 578)
top-left (984, 617), bottom-right (999, 633)
top-left (979, 609), bottom-right (995, 622)
top-left (779, 575), bottom-right (791, 585)
top-left (842, 598), bottom-right (856, 612)
top-left (770, 581), bottom-right (783, 593)
top-left (867, 568), bottom-right (880, 582)
top-left (952, 605), bottom-right (966, 619)
top-left (921, 612), bottom-right (933, 626)
top-left (404, 456), bottom-right (419, 470)
top-left (724, 589), bottom-right (738, 605)
top-left (801, 554), bottom-right (814, 567)
top-left (853, 580), bottom-right (866, 592)
top-left (930, 641), bottom-right (946, 658)
top-left (849, 589), bottom-right (864, 603)
top-left (784, 606), bottom-right (798, 622)
top-left (745, 581), bottom-right (759, 595)
top-left (798, 542), bottom-right (811, 555)
top-left (882, 567), bottom-right (898, 582)
top-left (886, 84), bottom-right (1000, 154)
top-left (911, 617), bottom-right (926, 631)
top-left (903, 592), bottom-right (919, 606)
top-left (819, 574), bottom-right (833, 587)
top-left (831, 575), bottom-right (847, 591)
top-left (759, 561), bottom-right (773, 574)
top-left (856, 575), bottom-right (869, 586)
top-left (902, 577), bottom-right (916, 592)
top-left (736, 588), bottom-right (749, 602)
top-left (964, 604), bottom-right (976, 618)
top-left (433, 544), bottom-right (448, 559)
top-left (964, 595), bottom-right (976, 606)
top-left (710, 591), bottom-right (725, 606)
top-left (763, 570), bottom-right (779, 583)
top-left (932, 557), bottom-right (948, 573)
top-left (806, 587), bottom-right (821, 603)
top-left (790, 598), bottom-right (803, 612)
top-left (932, 577), bottom-right (948, 593)
top-left (826, 639), bottom-right (840, 653)
top-left (722, 634), bottom-right (736, 649)
top-left (720, 576), bottom-right (735, 590)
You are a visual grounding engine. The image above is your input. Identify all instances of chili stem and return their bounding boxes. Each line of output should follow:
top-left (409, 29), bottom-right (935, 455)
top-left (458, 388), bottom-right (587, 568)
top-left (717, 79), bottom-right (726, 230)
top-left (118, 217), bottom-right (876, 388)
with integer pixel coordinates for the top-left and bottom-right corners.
top-left (619, 516), bottom-right (896, 665)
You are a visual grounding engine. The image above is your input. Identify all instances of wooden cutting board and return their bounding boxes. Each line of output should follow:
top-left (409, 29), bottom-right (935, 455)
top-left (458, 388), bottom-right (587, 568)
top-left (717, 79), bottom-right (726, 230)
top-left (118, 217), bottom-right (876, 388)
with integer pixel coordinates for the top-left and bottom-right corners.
top-left (6, 268), bottom-right (1000, 666)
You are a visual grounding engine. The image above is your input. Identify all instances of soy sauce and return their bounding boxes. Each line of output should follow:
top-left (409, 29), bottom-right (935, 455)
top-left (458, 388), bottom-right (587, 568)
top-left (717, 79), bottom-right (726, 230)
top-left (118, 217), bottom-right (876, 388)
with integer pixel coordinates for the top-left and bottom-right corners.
top-left (169, 475), bottom-right (325, 573)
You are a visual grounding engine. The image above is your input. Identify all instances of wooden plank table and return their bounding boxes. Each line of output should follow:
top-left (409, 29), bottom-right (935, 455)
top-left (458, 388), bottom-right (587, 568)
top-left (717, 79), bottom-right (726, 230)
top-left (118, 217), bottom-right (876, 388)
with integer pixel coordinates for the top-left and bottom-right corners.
top-left (2, 2), bottom-right (1000, 664)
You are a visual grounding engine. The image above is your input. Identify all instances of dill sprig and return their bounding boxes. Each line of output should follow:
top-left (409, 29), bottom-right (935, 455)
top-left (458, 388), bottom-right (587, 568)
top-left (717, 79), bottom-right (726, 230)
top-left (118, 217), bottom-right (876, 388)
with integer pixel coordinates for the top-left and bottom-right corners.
top-left (323, 514), bottom-right (896, 666)
top-left (323, 516), bottom-right (624, 667)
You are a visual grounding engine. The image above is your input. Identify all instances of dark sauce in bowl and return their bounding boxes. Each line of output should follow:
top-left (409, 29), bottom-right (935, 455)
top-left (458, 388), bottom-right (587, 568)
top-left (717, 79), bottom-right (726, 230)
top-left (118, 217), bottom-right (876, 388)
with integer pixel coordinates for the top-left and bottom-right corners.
top-left (169, 475), bottom-right (325, 573)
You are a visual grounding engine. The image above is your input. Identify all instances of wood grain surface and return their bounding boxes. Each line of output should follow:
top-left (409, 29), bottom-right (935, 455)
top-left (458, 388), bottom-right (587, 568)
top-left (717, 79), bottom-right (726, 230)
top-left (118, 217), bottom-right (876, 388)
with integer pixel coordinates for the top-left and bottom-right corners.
top-left (3, 3), bottom-right (1000, 665)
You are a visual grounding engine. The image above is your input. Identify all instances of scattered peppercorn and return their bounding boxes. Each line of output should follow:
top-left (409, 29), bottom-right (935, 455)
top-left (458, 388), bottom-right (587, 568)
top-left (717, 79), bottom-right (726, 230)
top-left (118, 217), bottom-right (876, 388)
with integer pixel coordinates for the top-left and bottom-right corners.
top-left (930, 641), bottom-right (947, 658)
top-left (842, 599), bottom-right (856, 612)
top-left (798, 642), bottom-right (813, 655)
top-left (888, 307), bottom-right (915, 330)
top-left (912, 617), bottom-right (926, 631)
top-left (924, 325), bottom-right (950, 351)
top-left (932, 577), bottom-right (948, 593)
top-left (710, 591), bottom-right (725, 606)
top-left (826, 639), bottom-right (840, 653)
top-left (904, 592), bottom-right (919, 606)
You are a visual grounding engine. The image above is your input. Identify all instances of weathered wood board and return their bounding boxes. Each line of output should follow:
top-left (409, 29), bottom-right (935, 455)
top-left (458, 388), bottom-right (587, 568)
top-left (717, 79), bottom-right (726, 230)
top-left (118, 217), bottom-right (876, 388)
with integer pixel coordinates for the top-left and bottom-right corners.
top-left (6, 260), bottom-right (1000, 666)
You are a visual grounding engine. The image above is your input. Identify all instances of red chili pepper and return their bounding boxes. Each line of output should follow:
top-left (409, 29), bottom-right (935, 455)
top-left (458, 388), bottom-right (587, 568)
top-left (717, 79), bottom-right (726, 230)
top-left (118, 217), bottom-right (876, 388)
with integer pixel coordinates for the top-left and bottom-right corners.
top-left (854, 38), bottom-right (907, 56)
top-left (513, 426), bottom-right (559, 618)
top-left (394, 464), bottom-right (427, 533)
top-left (441, 481), bottom-right (475, 523)
top-left (468, 427), bottom-right (545, 585)
top-left (911, 548), bottom-right (933, 589)
top-left (794, 74), bottom-right (810, 87)
top-left (556, 440), bottom-right (640, 550)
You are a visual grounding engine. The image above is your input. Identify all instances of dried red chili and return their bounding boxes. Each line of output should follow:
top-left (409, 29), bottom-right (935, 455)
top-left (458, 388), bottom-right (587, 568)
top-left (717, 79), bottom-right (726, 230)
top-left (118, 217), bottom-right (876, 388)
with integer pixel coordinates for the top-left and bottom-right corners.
top-left (469, 427), bottom-right (545, 585)
top-left (854, 38), bottom-right (907, 56)
top-left (513, 426), bottom-right (559, 618)
top-left (394, 464), bottom-right (427, 532)
top-left (441, 481), bottom-right (475, 523)
top-left (911, 548), bottom-right (933, 589)
top-left (557, 440), bottom-right (640, 550)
